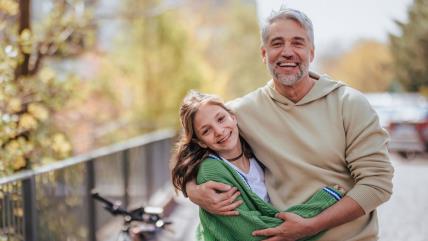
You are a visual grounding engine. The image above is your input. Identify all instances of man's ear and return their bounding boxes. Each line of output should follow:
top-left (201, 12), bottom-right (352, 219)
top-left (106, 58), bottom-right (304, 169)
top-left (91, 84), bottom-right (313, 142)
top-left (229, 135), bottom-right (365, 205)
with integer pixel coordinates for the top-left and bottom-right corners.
top-left (310, 46), bottom-right (315, 62)
top-left (261, 46), bottom-right (267, 64)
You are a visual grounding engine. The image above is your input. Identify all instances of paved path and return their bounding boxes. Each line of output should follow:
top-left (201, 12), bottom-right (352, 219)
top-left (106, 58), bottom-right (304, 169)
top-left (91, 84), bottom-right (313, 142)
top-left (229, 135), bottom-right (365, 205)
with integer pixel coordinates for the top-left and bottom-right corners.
top-left (168, 153), bottom-right (428, 241)
top-left (158, 195), bottom-right (199, 241)
top-left (378, 153), bottom-right (428, 241)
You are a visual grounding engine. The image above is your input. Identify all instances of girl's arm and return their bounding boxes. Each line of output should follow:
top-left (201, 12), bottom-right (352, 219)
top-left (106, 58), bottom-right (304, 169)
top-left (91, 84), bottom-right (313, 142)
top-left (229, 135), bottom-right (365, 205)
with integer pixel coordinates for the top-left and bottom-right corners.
top-left (196, 159), bottom-right (343, 241)
top-left (196, 159), bottom-right (282, 241)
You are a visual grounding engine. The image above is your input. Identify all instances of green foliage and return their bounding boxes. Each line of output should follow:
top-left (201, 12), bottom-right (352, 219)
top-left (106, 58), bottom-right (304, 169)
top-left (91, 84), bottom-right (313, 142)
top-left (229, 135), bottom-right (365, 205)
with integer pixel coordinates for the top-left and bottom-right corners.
top-left (87, 0), bottom-right (218, 146)
top-left (194, 0), bottom-right (270, 99)
top-left (389, 0), bottom-right (428, 92)
top-left (0, 0), bottom-right (93, 176)
top-left (90, 0), bottom-right (267, 145)
top-left (140, 12), bottom-right (210, 129)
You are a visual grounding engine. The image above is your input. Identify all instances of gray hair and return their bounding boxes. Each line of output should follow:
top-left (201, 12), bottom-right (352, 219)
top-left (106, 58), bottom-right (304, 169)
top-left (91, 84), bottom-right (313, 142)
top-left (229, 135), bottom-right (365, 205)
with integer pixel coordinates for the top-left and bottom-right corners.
top-left (261, 8), bottom-right (314, 47)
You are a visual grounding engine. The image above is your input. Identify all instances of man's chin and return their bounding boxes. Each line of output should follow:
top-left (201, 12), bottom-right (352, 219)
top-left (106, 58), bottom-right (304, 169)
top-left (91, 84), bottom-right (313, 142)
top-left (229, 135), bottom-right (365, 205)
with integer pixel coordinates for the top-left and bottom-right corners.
top-left (279, 77), bottom-right (299, 86)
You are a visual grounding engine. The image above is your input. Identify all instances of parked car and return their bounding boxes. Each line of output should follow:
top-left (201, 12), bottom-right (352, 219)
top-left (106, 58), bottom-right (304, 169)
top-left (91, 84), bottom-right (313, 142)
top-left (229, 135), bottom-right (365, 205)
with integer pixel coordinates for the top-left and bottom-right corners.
top-left (388, 118), bottom-right (428, 158)
top-left (365, 93), bottom-right (428, 158)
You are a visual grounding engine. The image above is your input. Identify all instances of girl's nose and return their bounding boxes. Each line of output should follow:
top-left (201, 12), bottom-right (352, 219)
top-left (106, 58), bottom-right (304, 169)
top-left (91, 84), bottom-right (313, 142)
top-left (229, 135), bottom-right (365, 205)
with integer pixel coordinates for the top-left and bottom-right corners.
top-left (213, 126), bottom-right (223, 136)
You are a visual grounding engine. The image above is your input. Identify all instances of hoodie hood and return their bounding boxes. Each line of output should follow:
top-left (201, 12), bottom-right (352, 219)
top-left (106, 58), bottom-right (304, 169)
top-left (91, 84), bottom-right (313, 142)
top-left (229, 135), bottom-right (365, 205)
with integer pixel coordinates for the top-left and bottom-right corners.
top-left (263, 72), bottom-right (345, 107)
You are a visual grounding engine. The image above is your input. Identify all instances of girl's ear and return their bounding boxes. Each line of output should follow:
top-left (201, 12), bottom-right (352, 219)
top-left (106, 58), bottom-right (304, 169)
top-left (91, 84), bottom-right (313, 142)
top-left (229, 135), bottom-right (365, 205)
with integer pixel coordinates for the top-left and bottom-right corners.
top-left (193, 138), bottom-right (207, 149)
top-left (198, 141), bottom-right (207, 149)
top-left (231, 113), bottom-right (238, 124)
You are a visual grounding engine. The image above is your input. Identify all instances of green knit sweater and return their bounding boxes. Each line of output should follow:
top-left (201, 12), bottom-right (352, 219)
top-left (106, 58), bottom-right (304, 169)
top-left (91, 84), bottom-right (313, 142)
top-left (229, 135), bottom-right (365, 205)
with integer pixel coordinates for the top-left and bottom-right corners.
top-left (195, 157), bottom-right (342, 241)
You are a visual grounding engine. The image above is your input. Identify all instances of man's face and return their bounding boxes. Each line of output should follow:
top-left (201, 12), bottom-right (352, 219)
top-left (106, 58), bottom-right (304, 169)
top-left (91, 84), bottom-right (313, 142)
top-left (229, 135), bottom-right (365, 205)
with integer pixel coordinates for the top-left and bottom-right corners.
top-left (261, 19), bottom-right (314, 86)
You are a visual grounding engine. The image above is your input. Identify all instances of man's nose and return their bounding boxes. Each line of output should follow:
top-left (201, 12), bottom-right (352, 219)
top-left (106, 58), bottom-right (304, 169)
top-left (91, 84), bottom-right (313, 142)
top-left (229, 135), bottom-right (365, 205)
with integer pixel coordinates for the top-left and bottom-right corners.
top-left (281, 45), bottom-right (293, 58)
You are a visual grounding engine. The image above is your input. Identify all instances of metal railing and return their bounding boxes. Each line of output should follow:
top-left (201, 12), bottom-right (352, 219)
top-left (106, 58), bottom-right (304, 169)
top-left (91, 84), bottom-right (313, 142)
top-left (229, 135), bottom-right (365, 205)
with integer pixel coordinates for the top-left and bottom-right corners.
top-left (0, 129), bottom-right (176, 241)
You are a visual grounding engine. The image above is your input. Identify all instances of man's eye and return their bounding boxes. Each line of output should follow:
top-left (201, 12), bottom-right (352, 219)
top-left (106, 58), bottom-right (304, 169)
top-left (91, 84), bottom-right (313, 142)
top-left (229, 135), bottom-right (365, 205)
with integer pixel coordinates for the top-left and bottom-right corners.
top-left (293, 41), bottom-right (304, 47)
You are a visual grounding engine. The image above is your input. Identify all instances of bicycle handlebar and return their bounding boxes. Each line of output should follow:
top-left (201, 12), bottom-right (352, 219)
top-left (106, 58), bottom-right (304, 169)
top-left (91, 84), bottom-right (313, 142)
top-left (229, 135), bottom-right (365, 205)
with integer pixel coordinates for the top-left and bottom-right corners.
top-left (91, 191), bottom-right (169, 224)
top-left (91, 191), bottom-right (172, 240)
top-left (92, 192), bottom-right (131, 216)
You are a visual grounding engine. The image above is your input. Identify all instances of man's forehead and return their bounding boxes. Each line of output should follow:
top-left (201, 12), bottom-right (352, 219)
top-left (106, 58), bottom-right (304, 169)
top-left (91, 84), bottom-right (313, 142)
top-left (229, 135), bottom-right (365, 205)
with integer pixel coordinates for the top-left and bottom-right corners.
top-left (267, 20), bottom-right (308, 42)
top-left (271, 18), bottom-right (305, 30)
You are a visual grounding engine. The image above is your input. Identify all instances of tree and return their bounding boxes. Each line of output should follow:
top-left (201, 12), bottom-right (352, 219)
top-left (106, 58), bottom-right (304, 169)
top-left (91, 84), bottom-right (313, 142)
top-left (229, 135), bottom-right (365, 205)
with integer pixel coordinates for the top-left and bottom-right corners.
top-left (67, 0), bottom-right (267, 146)
top-left (179, 0), bottom-right (269, 99)
top-left (0, 0), bottom-right (93, 176)
top-left (319, 40), bottom-right (394, 92)
top-left (79, 0), bottom-right (219, 146)
top-left (389, 0), bottom-right (428, 92)
top-left (1, 2), bottom-right (96, 240)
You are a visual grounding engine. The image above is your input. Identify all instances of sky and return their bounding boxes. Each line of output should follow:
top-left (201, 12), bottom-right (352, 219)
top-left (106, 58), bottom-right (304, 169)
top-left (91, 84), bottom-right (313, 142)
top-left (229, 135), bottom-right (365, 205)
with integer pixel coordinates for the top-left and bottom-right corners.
top-left (255, 0), bottom-right (414, 58)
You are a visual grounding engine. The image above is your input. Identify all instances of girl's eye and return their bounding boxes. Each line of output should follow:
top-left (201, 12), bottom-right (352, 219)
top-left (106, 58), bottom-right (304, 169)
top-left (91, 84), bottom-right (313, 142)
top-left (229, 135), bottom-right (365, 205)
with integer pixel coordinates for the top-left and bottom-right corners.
top-left (202, 129), bottom-right (210, 136)
top-left (218, 116), bottom-right (225, 122)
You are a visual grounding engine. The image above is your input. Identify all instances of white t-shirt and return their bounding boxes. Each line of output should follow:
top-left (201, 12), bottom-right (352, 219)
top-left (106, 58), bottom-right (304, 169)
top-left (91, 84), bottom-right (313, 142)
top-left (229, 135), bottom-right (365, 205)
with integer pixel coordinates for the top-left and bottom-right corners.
top-left (209, 154), bottom-right (270, 202)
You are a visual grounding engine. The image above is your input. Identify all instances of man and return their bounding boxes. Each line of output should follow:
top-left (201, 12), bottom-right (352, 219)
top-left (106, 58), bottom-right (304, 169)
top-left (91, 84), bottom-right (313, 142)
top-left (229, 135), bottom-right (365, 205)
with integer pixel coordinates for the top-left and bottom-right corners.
top-left (187, 8), bottom-right (393, 241)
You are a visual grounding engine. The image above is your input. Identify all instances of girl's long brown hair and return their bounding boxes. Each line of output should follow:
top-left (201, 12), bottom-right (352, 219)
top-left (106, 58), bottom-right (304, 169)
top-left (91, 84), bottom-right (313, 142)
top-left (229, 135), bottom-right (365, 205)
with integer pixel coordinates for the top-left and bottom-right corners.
top-left (171, 90), bottom-right (253, 196)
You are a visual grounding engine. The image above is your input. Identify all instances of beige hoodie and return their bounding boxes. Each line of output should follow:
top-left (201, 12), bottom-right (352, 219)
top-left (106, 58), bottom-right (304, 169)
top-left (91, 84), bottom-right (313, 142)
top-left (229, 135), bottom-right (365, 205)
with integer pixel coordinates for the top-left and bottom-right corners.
top-left (228, 74), bottom-right (394, 241)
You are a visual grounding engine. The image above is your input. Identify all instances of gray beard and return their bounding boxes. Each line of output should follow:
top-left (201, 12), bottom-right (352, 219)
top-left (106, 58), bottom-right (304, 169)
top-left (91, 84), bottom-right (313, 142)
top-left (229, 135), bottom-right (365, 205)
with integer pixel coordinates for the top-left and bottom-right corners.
top-left (277, 71), bottom-right (303, 86)
top-left (268, 63), bottom-right (308, 86)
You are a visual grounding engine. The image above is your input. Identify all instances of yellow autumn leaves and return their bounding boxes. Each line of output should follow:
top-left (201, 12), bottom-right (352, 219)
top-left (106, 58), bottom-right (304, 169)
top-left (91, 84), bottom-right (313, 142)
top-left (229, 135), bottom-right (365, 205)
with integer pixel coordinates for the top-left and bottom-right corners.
top-left (0, 132), bottom-right (72, 175)
top-left (3, 137), bottom-right (32, 170)
top-left (0, 0), bottom-right (18, 16)
top-left (1, 63), bottom-right (73, 177)
top-left (320, 40), bottom-right (393, 92)
top-left (0, 0), bottom-right (82, 177)
top-left (6, 99), bottom-right (49, 130)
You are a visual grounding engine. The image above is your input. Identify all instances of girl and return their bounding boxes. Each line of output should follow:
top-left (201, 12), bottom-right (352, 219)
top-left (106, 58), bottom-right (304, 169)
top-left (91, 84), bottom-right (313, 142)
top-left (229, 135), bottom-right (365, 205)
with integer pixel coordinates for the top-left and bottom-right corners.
top-left (171, 90), bottom-right (343, 241)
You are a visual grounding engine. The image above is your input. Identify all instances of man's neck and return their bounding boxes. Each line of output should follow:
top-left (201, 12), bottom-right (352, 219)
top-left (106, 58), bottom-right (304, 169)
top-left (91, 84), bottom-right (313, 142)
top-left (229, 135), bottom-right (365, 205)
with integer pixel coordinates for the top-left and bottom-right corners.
top-left (273, 75), bottom-right (316, 103)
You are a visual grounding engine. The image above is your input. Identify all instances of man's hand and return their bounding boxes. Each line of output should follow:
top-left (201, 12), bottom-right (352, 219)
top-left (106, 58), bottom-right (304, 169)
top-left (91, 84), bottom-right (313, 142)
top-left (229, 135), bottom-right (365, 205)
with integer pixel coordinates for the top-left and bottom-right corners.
top-left (186, 180), bottom-right (243, 215)
top-left (252, 196), bottom-right (366, 241)
top-left (252, 212), bottom-right (317, 241)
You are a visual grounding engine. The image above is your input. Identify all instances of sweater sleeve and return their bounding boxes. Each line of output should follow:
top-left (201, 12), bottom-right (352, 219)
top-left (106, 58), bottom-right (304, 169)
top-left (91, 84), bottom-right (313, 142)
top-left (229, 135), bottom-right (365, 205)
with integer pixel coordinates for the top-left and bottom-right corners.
top-left (196, 159), bottom-right (283, 241)
top-left (342, 88), bottom-right (394, 213)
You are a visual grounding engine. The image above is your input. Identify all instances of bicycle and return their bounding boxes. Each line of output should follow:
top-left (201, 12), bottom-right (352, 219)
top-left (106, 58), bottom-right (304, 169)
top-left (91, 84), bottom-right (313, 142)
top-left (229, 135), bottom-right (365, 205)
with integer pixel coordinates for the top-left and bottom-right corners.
top-left (91, 192), bottom-right (171, 241)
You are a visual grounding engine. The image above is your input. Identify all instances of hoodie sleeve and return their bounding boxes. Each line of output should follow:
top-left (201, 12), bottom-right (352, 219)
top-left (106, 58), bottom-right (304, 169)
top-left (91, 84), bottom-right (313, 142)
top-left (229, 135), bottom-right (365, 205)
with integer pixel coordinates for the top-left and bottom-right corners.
top-left (341, 88), bottom-right (394, 214)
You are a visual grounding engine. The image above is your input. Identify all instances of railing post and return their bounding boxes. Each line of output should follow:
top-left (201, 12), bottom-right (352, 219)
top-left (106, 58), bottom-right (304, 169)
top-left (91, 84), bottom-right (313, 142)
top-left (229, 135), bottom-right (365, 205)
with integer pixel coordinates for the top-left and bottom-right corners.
top-left (123, 150), bottom-right (130, 208)
top-left (145, 144), bottom-right (154, 199)
top-left (86, 160), bottom-right (96, 241)
top-left (0, 130), bottom-right (175, 240)
top-left (22, 177), bottom-right (36, 241)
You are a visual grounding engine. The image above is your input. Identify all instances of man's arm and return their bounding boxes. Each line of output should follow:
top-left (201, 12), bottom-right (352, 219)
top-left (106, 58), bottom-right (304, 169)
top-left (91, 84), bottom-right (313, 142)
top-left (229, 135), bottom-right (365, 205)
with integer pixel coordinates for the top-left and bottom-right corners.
top-left (303, 196), bottom-right (365, 233)
top-left (186, 179), bottom-right (243, 215)
top-left (253, 89), bottom-right (392, 241)
top-left (252, 196), bottom-right (364, 241)
top-left (341, 89), bottom-right (394, 213)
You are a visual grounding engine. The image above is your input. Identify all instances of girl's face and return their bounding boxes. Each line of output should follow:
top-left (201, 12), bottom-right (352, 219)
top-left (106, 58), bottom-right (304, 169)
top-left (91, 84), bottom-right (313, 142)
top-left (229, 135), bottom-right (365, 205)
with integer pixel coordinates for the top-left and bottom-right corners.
top-left (193, 102), bottom-right (240, 158)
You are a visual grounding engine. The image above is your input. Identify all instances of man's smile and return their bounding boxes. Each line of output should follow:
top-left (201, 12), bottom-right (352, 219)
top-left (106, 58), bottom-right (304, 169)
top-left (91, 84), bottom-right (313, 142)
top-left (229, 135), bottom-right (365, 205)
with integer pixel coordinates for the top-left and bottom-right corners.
top-left (276, 61), bottom-right (299, 68)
